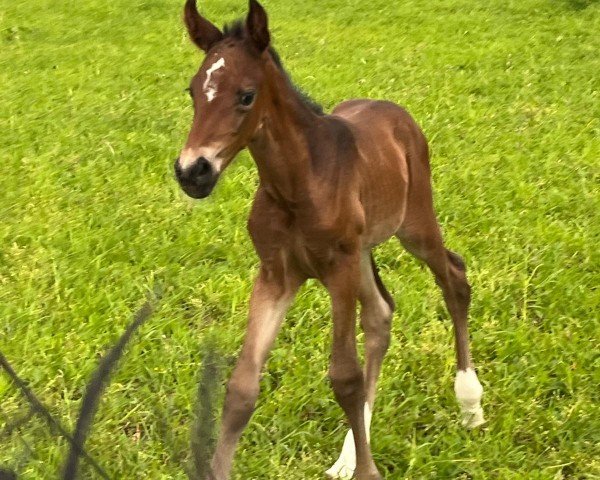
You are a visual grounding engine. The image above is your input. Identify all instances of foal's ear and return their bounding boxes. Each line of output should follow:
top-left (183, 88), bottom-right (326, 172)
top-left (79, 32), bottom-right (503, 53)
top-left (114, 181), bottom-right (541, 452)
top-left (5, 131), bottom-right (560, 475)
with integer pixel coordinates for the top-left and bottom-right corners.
top-left (246, 0), bottom-right (270, 52)
top-left (183, 0), bottom-right (223, 52)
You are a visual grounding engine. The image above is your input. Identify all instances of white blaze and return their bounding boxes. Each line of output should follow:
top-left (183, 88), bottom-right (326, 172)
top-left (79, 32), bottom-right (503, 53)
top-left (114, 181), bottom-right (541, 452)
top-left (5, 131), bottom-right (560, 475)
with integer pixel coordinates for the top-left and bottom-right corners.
top-left (203, 57), bottom-right (225, 102)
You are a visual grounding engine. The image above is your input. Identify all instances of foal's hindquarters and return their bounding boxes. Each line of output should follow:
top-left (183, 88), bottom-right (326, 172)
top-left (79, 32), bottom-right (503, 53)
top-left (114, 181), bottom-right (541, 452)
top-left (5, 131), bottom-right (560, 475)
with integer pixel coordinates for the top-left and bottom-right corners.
top-left (323, 100), bottom-right (485, 479)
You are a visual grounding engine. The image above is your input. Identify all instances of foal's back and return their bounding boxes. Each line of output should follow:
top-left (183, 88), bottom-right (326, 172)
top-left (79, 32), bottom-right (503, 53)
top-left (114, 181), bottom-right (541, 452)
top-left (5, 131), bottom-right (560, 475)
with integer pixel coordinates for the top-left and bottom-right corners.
top-left (332, 99), bottom-right (432, 247)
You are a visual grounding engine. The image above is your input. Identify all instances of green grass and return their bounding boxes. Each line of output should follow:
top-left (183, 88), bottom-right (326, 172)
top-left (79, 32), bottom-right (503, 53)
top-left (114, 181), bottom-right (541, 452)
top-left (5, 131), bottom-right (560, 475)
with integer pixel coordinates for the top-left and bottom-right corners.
top-left (1, 0), bottom-right (599, 478)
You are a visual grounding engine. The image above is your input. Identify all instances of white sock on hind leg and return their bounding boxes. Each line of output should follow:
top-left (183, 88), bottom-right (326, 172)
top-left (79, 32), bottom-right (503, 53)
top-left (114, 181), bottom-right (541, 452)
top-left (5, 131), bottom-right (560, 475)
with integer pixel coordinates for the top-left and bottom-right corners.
top-left (454, 368), bottom-right (485, 428)
top-left (325, 403), bottom-right (372, 479)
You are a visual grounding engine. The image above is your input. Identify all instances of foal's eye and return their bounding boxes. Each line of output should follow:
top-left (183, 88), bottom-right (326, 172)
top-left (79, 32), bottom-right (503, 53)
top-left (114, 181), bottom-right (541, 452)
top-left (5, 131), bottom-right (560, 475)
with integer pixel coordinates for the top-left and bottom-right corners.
top-left (239, 91), bottom-right (256, 108)
top-left (185, 87), bottom-right (193, 98)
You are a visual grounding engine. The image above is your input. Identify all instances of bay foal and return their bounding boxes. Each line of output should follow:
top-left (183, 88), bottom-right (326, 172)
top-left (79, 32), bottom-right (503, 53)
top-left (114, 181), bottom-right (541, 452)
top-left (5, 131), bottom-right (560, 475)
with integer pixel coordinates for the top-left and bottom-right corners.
top-left (174, 1), bottom-right (485, 478)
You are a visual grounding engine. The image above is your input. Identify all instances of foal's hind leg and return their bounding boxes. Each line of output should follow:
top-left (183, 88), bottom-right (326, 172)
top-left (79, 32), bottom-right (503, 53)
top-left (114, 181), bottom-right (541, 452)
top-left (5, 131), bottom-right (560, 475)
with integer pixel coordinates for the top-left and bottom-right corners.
top-left (326, 251), bottom-right (394, 480)
top-left (397, 223), bottom-right (485, 428)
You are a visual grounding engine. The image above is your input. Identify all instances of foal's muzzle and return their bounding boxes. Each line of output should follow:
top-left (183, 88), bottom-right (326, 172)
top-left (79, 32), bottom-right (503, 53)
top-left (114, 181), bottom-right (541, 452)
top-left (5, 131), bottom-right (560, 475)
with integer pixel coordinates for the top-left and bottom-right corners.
top-left (174, 156), bottom-right (219, 199)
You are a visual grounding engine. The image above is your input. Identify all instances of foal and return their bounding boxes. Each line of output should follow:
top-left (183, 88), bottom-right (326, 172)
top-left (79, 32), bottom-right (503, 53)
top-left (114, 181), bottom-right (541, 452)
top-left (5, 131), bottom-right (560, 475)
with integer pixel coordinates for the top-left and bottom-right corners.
top-left (174, 1), bottom-right (485, 478)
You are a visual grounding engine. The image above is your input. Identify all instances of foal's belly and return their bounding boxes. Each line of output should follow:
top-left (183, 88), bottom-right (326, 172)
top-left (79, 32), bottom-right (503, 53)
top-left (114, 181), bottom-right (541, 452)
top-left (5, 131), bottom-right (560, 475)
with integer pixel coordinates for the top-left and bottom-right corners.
top-left (358, 139), bottom-right (409, 247)
top-left (333, 99), bottom-right (413, 248)
top-left (362, 214), bottom-right (404, 247)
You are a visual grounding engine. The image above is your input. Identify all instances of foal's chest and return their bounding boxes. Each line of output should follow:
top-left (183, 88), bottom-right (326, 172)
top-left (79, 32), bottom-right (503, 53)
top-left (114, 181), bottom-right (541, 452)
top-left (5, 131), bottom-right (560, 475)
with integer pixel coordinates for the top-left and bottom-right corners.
top-left (287, 229), bottom-right (337, 278)
top-left (285, 209), bottom-right (363, 278)
top-left (249, 187), bottom-right (362, 278)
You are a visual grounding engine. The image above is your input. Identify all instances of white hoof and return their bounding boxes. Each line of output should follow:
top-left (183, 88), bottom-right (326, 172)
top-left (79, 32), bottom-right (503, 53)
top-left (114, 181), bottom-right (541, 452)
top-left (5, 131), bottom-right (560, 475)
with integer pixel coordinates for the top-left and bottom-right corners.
top-left (454, 368), bottom-right (485, 429)
top-left (326, 404), bottom-right (372, 479)
top-left (325, 464), bottom-right (354, 479)
top-left (325, 429), bottom-right (356, 479)
top-left (325, 464), bottom-right (354, 480)
top-left (459, 402), bottom-right (485, 429)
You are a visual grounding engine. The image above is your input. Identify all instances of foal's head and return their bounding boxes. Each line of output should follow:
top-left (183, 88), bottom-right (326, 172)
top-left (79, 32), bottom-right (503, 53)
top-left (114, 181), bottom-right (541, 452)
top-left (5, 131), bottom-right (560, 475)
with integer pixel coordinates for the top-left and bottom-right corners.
top-left (174, 0), bottom-right (272, 199)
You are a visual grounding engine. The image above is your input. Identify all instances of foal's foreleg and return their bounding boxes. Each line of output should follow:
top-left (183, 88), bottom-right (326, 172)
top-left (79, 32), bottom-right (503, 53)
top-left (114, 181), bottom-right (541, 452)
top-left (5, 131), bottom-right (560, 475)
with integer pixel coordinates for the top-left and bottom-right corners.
top-left (209, 269), bottom-right (302, 480)
top-left (326, 252), bottom-right (393, 480)
top-left (325, 256), bottom-right (382, 480)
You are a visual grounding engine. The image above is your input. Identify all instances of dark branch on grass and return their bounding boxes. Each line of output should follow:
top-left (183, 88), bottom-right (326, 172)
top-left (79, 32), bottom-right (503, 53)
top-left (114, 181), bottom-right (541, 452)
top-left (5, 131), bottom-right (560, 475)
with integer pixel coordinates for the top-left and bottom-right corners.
top-left (0, 408), bottom-right (28, 479)
top-left (61, 295), bottom-right (157, 480)
top-left (0, 352), bottom-right (110, 480)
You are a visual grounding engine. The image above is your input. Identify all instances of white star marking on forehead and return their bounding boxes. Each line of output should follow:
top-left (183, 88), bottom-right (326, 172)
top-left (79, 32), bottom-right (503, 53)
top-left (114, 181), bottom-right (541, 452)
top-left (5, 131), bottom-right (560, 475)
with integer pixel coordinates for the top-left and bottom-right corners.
top-left (203, 57), bottom-right (225, 102)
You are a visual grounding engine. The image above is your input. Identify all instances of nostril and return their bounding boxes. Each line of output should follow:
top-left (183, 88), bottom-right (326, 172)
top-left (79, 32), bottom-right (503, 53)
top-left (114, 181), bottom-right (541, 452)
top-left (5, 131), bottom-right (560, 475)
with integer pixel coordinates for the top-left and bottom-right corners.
top-left (175, 156), bottom-right (213, 185)
top-left (196, 157), bottom-right (211, 176)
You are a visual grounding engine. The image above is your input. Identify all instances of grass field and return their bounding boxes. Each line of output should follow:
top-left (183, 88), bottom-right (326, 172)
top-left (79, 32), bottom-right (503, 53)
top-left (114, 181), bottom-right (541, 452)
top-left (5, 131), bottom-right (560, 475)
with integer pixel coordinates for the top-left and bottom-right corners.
top-left (1, 0), bottom-right (599, 478)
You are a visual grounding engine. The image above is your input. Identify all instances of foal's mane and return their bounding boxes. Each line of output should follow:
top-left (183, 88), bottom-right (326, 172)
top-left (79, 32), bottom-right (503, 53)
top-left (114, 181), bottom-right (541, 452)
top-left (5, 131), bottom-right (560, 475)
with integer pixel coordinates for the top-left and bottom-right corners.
top-left (222, 20), bottom-right (324, 115)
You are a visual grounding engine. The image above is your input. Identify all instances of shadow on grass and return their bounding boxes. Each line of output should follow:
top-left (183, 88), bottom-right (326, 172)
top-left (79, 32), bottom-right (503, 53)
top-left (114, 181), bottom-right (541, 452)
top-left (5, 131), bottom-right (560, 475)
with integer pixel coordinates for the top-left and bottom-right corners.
top-left (557, 0), bottom-right (598, 10)
top-left (187, 342), bottom-right (221, 480)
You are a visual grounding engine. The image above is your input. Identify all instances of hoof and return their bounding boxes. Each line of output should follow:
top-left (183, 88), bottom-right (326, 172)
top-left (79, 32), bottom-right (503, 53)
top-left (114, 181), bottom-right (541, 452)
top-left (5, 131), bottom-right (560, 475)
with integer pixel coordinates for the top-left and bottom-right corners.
top-left (325, 462), bottom-right (354, 479)
top-left (327, 404), bottom-right (373, 479)
top-left (326, 428), bottom-right (356, 479)
top-left (454, 368), bottom-right (485, 429)
top-left (460, 403), bottom-right (486, 429)
top-left (354, 469), bottom-right (383, 480)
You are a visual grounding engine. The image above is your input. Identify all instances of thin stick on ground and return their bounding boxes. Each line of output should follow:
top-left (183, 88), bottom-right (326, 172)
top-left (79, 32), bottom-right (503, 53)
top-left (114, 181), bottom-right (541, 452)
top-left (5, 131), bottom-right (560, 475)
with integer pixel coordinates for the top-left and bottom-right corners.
top-left (61, 295), bottom-right (157, 480)
top-left (0, 352), bottom-right (110, 480)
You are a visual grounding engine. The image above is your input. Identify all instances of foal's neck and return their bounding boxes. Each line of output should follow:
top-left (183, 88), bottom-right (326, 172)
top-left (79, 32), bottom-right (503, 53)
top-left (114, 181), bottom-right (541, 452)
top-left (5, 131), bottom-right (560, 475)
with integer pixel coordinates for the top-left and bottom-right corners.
top-left (248, 60), bottom-right (324, 208)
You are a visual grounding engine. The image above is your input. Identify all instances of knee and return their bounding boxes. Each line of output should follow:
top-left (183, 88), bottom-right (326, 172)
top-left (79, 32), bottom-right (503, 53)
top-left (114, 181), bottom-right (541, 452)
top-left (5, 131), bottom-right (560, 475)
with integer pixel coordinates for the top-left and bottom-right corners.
top-left (223, 375), bottom-right (260, 425)
top-left (446, 250), bottom-right (466, 271)
top-left (361, 311), bottom-right (392, 354)
top-left (446, 251), bottom-right (471, 301)
top-left (366, 329), bottom-right (391, 356)
top-left (329, 363), bottom-right (364, 400)
top-left (442, 266), bottom-right (471, 305)
top-left (455, 279), bottom-right (471, 304)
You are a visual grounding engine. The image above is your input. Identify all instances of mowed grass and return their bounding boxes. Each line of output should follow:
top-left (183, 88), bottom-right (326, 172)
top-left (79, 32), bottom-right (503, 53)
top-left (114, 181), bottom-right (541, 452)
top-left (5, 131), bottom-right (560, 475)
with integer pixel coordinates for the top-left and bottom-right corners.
top-left (1, 0), bottom-right (599, 478)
